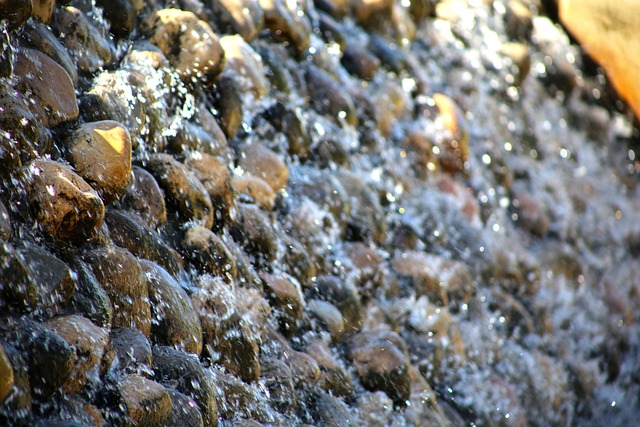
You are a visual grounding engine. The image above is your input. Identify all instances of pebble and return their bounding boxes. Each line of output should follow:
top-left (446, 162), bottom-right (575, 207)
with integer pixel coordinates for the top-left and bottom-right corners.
top-left (0, 343), bottom-right (31, 424)
top-left (141, 9), bottom-right (225, 86)
top-left (211, 74), bottom-right (244, 139)
top-left (0, 0), bottom-right (32, 30)
top-left (307, 388), bottom-right (357, 426)
top-left (13, 48), bottom-right (79, 128)
top-left (307, 275), bottom-right (363, 333)
top-left (66, 121), bottom-right (132, 204)
top-left (259, 0), bottom-right (311, 53)
top-left (145, 153), bottom-right (214, 228)
top-left (109, 327), bottom-right (152, 374)
top-left (141, 260), bottom-right (203, 355)
top-left (31, 0), bottom-right (54, 23)
top-left (306, 299), bottom-right (344, 338)
top-left (170, 121), bottom-right (226, 156)
top-left (25, 159), bottom-right (105, 241)
top-left (336, 171), bottom-right (386, 244)
top-left (501, 42), bottom-right (531, 85)
top-left (0, 343), bottom-right (13, 403)
top-left (432, 93), bottom-right (470, 174)
top-left (305, 339), bottom-right (354, 397)
top-left (220, 35), bottom-right (269, 99)
top-left (85, 246), bottom-right (152, 336)
top-left (352, 0), bottom-right (393, 30)
top-left (152, 346), bottom-right (219, 427)
top-left (305, 65), bottom-right (358, 127)
top-left (66, 261), bottom-right (113, 329)
top-left (260, 357), bottom-right (297, 414)
top-left (95, 0), bottom-right (139, 38)
top-left (166, 387), bottom-right (204, 427)
top-left (117, 373), bottom-right (172, 427)
top-left (233, 174), bottom-right (276, 211)
top-left (181, 225), bottom-right (237, 281)
top-left (238, 142), bottom-right (289, 192)
top-left (341, 42), bottom-right (381, 81)
top-left (511, 188), bottom-right (550, 237)
top-left (281, 234), bottom-right (317, 285)
top-left (208, 0), bottom-right (265, 42)
top-left (230, 203), bottom-right (278, 265)
top-left (505, 0), bottom-right (533, 41)
top-left (260, 272), bottom-right (305, 335)
top-left (118, 166), bottom-right (168, 229)
top-left (44, 315), bottom-right (109, 394)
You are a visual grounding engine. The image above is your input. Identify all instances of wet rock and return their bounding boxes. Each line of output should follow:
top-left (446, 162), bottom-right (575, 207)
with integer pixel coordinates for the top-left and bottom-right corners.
top-left (119, 166), bottom-right (167, 229)
top-left (85, 246), bottom-right (152, 336)
top-left (511, 189), bottom-right (550, 237)
top-left (262, 101), bottom-right (312, 160)
top-left (0, 317), bottom-right (76, 401)
top-left (432, 93), bottom-right (470, 174)
top-left (141, 9), bottom-right (225, 86)
top-left (0, 131), bottom-right (22, 184)
top-left (141, 260), bottom-right (203, 355)
top-left (501, 42), bottom-right (531, 85)
top-left (371, 80), bottom-right (409, 136)
top-left (307, 389), bottom-right (357, 427)
top-left (25, 159), bottom-right (105, 241)
top-left (152, 345), bottom-right (218, 427)
top-left (305, 66), bottom-right (358, 127)
top-left (66, 121), bottom-right (132, 204)
top-left (106, 209), bottom-right (184, 276)
top-left (355, 391), bottom-right (394, 426)
top-left (210, 369), bottom-right (274, 422)
top-left (392, 251), bottom-right (474, 305)
top-left (31, 0), bottom-right (54, 23)
top-left (341, 43), bottom-right (380, 81)
top-left (348, 329), bottom-right (410, 405)
top-left (0, 0), bottom-right (32, 30)
top-left (256, 43), bottom-right (294, 94)
top-left (0, 343), bottom-right (31, 423)
top-left (207, 0), bottom-right (264, 42)
top-left (352, 0), bottom-right (393, 30)
top-left (220, 35), bottom-right (269, 99)
top-left (336, 171), bottom-right (386, 244)
top-left (305, 339), bottom-right (354, 397)
top-left (233, 174), bottom-right (275, 211)
top-left (307, 299), bottom-right (344, 338)
top-left (19, 21), bottom-right (79, 85)
top-left (146, 153), bottom-right (214, 228)
top-left (0, 242), bottom-right (37, 312)
top-left (505, 0), bottom-right (533, 41)
top-left (314, 0), bottom-right (347, 18)
top-left (307, 275), bottom-right (363, 333)
top-left (0, 343), bottom-right (13, 403)
top-left (368, 34), bottom-right (406, 74)
top-left (110, 327), bottom-right (152, 374)
top-left (317, 12), bottom-right (346, 48)
top-left (211, 74), bottom-right (244, 139)
top-left (282, 234), bottom-right (317, 285)
top-left (117, 373), bottom-right (172, 427)
top-left (166, 387), bottom-right (204, 427)
top-left (13, 48), bottom-right (79, 128)
top-left (259, 0), bottom-right (311, 53)
top-left (181, 225), bottom-right (237, 281)
top-left (66, 261), bottom-right (113, 329)
top-left (238, 142), bottom-right (289, 192)
top-left (260, 357), bottom-right (296, 414)
top-left (44, 315), bottom-right (109, 394)
top-left (96, 0), bottom-right (138, 38)
top-left (261, 272), bottom-right (305, 335)
top-left (230, 203), bottom-right (277, 265)
top-left (170, 121), bottom-right (227, 157)
top-left (184, 152), bottom-right (236, 228)
top-left (53, 6), bottom-right (113, 73)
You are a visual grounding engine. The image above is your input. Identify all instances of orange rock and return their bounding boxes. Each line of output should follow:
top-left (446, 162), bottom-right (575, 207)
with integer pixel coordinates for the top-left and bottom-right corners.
top-left (559, 0), bottom-right (640, 120)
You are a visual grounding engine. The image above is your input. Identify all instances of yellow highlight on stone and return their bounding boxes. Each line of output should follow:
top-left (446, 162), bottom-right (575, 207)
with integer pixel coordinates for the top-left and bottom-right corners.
top-left (94, 127), bottom-right (127, 155)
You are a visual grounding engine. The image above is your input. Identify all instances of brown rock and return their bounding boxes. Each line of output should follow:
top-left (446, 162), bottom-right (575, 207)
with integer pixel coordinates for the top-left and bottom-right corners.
top-left (260, 357), bottom-right (296, 414)
top-left (208, 0), bottom-right (264, 42)
top-left (31, 0), bottom-right (54, 23)
top-left (341, 43), bottom-right (380, 81)
top-left (110, 327), bottom-right (152, 374)
top-left (96, 0), bottom-right (138, 37)
top-left (0, 0), bottom-right (33, 30)
top-left (67, 121), bottom-right (132, 204)
top-left (13, 48), bottom-right (79, 127)
top-left (259, 0), bottom-right (311, 53)
top-left (305, 339), bottom-right (354, 397)
top-left (0, 200), bottom-right (11, 241)
top-left (181, 225), bottom-right (237, 281)
top-left (233, 174), bottom-right (275, 211)
top-left (238, 142), bottom-right (289, 192)
top-left (307, 299), bottom-right (345, 339)
top-left (25, 159), bottom-right (105, 241)
top-left (220, 35), bottom-right (269, 99)
top-left (119, 166), bottom-right (168, 228)
top-left (432, 93), bottom-right (470, 174)
top-left (230, 203), bottom-right (277, 265)
top-left (118, 374), bottom-right (172, 427)
top-left (166, 387), bottom-right (204, 427)
top-left (305, 65), bottom-right (358, 127)
top-left (141, 9), bottom-right (225, 86)
top-left (0, 343), bottom-right (13, 403)
top-left (501, 42), bottom-right (531, 85)
top-left (45, 315), bottom-right (110, 394)
top-left (261, 272), bottom-right (305, 334)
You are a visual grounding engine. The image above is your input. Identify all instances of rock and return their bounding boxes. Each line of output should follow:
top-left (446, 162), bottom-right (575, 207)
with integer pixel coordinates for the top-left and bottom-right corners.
top-left (66, 121), bottom-right (132, 204)
top-left (261, 272), bottom-right (305, 335)
top-left (207, 0), bottom-right (264, 42)
top-left (145, 153), bottom-right (214, 228)
top-left (0, 317), bottom-right (76, 401)
top-left (230, 203), bottom-right (277, 265)
top-left (44, 315), bottom-right (109, 394)
top-left (117, 374), bottom-right (172, 427)
top-left (265, 330), bottom-right (320, 385)
top-left (0, 242), bottom-right (36, 312)
top-left (259, 0), bottom-right (311, 53)
top-left (119, 166), bottom-right (168, 229)
top-left (355, 391), bottom-right (394, 427)
top-left (505, 0), bottom-right (533, 40)
top-left (281, 234), bottom-right (317, 285)
top-left (305, 65), bottom-right (357, 127)
top-left (19, 21), bottom-right (79, 85)
top-left (85, 246), bottom-right (152, 336)
top-left (52, 6), bottom-right (113, 73)
top-left (66, 261), bottom-right (113, 329)
top-left (13, 48), bottom-right (79, 128)
top-left (238, 142), bottom-right (289, 192)
top-left (336, 171), bottom-right (386, 244)
top-left (211, 74), bottom-right (244, 139)
top-left (170, 121), bottom-right (227, 156)
top-left (501, 42), bottom-right (531, 85)
top-left (0, 131), bottom-right (22, 185)
top-left (511, 189), bottom-right (550, 237)
top-left (432, 93), bottom-right (470, 174)
top-left (314, 0), bottom-right (348, 18)
top-left (31, 0), bottom-right (54, 22)
top-left (352, 0), bottom-right (393, 30)
top-left (348, 329), bottom-right (410, 405)
top-left (307, 299), bottom-right (344, 338)
top-left (184, 152), bottom-right (236, 228)
top-left (0, 343), bottom-right (13, 403)
top-left (181, 225), bottom-right (237, 281)
top-left (341, 43), bottom-right (380, 81)
top-left (110, 327), bottom-right (152, 374)
top-left (141, 259), bottom-right (203, 355)
top-left (25, 159), bottom-right (105, 241)
top-left (262, 101), bottom-right (312, 160)
top-left (305, 339), bottom-right (354, 397)
top-left (152, 346), bottom-right (218, 427)
top-left (220, 35), bottom-right (269, 98)
top-left (106, 210), bottom-right (184, 276)
top-left (259, 357), bottom-right (296, 414)
top-left (0, 0), bottom-right (32, 30)
top-left (307, 389), bottom-right (357, 427)
top-left (141, 9), bottom-right (225, 86)
top-left (210, 369), bottom-right (274, 422)
top-left (0, 343), bottom-right (31, 424)
top-left (307, 275), bottom-right (363, 333)
top-left (96, 0), bottom-right (138, 37)
top-left (317, 12), bottom-right (346, 48)
top-left (233, 174), bottom-right (275, 211)
top-left (166, 387), bottom-right (204, 427)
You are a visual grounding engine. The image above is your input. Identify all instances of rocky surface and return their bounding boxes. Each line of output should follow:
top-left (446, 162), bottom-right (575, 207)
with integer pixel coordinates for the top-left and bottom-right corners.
top-left (1, 0), bottom-right (640, 426)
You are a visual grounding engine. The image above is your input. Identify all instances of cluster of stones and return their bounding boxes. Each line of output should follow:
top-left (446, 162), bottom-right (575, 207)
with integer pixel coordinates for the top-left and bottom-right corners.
top-left (0, 0), bottom-right (638, 426)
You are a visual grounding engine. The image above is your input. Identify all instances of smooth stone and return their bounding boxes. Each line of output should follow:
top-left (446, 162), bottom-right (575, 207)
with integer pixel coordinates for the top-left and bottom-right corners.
top-left (281, 234), bottom-right (316, 285)
top-left (106, 209), bottom-right (184, 276)
top-left (0, 242), bottom-right (37, 312)
top-left (307, 275), bottom-right (363, 333)
top-left (352, 0), bottom-right (393, 29)
top-left (170, 121), bottom-right (226, 156)
top-left (141, 9), bottom-right (225, 86)
top-left (262, 101), bottom-right (312, 160)
top-left (259, 0), bottom-right (311, 53)
top-left (119, 166), bottom-right (167, 228)
top-left (233, 174), bottom-right (275, 211)
top-left (307, 389), bottom-right (357, 427)
top-left (230, 203), bottom-right (277, 265)
top-left (260, 272), bottom-right (305, 335)
top-left (317, 12), bottom-right (346, 48)
top-left (31, 0), bottom-right (54, 22)
top-left (336, 172), bottom-right (386, 244)
top-left (96, 0), bottom-right (137, 37)
top-left (314, 0), bottom-right (348, 18)
top-left (0, 0), bottom-right (32, 30)
top-left (117, 374), bottom-right (172, 427)
top-left (110, 327), bottom-right (152, 374)
top-left (305, 66), bottom-right (357, 127)
top-left (259, 357), bottom-right (296, 414)
top-left (181, 225), bottom-right (237, 281)
top-left (66, 261), bottom-right (113, 329)
top-left (146, 153), bottom-right (214, 228)
top-left (432, 93), bottom-right (470, 174)
top-left (220, 35), bottom-right (269, 99)
top-left (207, 0), bottom-right (264, 42)
top-left (307, 299), bottom-right (344, 338)
top-left (211, 74), bottom-right (244, 139)
top-left (166, 387), bottom-right (204, 427)
top-left (44, 315), bottom-right (109, 394)
top-left (0, 131), bottom-right (22, 185)
top-left (210, 369), bottom-right (274, 422)
top-left (66, 121), bottom-right (132, 204)
top-left (505, 0), bottom-right (533, 40)
top-left (0, 343), bottom-right (31, 423)
top-left (341, 43), bottom-right (380, 81)
top-left (141, 260), bottom-right (203, 355)
top-left (85, 246), bottom-right (152, 336)
top-left (13, 48), bottom-right (78, 127)
top-left (196, 104), bottom-right (229, 153)
top-left (152, 346), bottom-right (218, 427)
top-left (25, 159), bottom-right (105, 241)
top-left (0, 343), bottom-right (13, 403)
top-left (305, 339), bottom-right (354, 398)
top-left (348, 329), bottom-right (410, 405)
top-left (52, 6), bottom-right (113, 73)
top-left (184, 152), bottom-right (236, 228)
top-left (238, 142), bottom-right (288, 192)
top-left (500, 42), bottom-right (531, 85)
